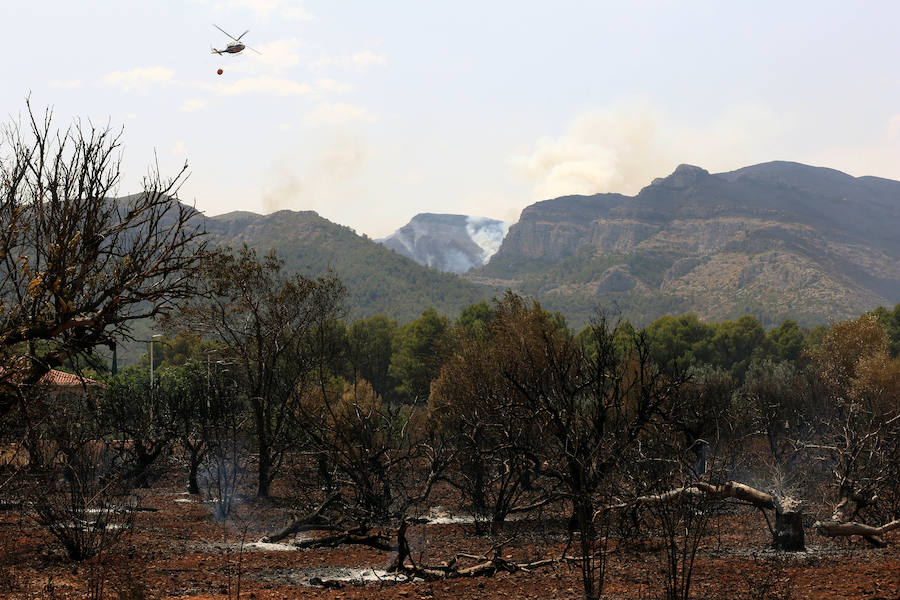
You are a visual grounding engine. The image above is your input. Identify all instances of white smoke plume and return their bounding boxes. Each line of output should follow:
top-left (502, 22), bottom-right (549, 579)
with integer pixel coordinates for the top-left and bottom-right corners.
top-left (466, 217), bottom-right (509, 262)
top-left (262, 137), bottom-right (366, 214)
top-left (511, 100), bottom-right (783, 200)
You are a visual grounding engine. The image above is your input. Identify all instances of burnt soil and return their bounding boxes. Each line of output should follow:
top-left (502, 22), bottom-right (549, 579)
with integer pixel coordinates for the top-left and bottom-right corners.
top-left (1, 470), bottom-right (898, 599)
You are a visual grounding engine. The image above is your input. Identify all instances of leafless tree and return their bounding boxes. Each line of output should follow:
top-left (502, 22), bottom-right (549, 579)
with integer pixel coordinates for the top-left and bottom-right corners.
top-left (450, 293), bottom-right (686, 600)
top-left (262, 376), bottom-right (450, 554)
top-left (304, 379), bottom-right (448, 523)
top-left (171, 246), bottom-right (345, 497)
top-left (809, 385), bottom-right (900, 546)
top-left (24, 386), bottom-right (137, 561)
top-left (633, 435), bottom-right (716, 600)
top-left (431, 315), bottom-right (553, 534)
top-left (101, 368), bottom-right (175, 488)
top-left (807, 315), bottom-right (900, 546)
top-left (0, 100), bottom-right (205, 418)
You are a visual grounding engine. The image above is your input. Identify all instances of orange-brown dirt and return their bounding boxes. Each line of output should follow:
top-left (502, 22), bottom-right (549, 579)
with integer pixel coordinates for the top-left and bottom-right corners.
top-left (1, 470), bottom-right (898, 600)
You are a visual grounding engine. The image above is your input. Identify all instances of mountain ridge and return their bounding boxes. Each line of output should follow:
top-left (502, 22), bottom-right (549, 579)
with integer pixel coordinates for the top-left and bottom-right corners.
top-left (200, 209), bottom-right (494, 323)
top-left (474, 161), bottom-right (900, 327)
top-left (183, 160), bottom-right (900, 330)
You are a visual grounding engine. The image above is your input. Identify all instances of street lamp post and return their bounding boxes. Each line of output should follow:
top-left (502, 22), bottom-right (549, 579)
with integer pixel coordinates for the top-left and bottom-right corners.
top-left (149, 334), bottom-right (163, 389)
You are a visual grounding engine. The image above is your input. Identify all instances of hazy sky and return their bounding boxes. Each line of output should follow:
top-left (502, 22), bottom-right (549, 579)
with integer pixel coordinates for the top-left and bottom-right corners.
top-left (5, 1), bottom-right (900, 237)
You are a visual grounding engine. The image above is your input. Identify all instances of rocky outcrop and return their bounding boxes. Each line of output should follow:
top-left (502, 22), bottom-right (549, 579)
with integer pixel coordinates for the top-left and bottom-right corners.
top-left (477, 161), bottom-right (900, 325)
top-left (379, 214), bottom-right (509, 274)
top-left (595, 266), bottom-right (637, 293)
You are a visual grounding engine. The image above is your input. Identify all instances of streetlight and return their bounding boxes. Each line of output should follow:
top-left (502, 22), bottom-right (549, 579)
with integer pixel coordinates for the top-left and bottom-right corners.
top-left (149, 334), bottom-right (163, 389)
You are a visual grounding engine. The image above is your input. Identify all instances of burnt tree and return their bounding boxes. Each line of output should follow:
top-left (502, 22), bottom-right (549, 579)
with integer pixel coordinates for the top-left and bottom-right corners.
top-left (172, 247), bottom-right (345, 498)
top-left (0, 100), bottom-right (205, 416)
top-left (445, 293), bottom-right (686, 600)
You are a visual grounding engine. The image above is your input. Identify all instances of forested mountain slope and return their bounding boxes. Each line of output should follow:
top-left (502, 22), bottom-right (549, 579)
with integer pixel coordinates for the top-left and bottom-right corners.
top-left (204, 210), bottom-right (493, 323)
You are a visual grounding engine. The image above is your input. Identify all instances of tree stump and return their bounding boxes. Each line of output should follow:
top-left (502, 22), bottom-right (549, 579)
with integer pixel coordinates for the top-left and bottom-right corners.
top-left (772, 496), bottom-right (805, 551)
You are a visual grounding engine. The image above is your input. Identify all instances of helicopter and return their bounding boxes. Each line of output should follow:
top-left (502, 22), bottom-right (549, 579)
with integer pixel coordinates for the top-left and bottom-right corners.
top-left (211, 24), bottom-right (261, 55)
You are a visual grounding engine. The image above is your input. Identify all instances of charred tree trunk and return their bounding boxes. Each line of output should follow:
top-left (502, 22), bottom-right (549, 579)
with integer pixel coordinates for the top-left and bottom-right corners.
top-left (573, 494), bottom-right (599, 600)
top-left (187, 446), bottom-right (201, 495)
top-left (694, 482), bottom-right (807, 551)
top-left (257, 439), bottom-right (271, 498)
top-left (489, 511), bottom-right (505, 536)
top-left (252, 400), bottom-right (272, 498)
top-left (261, 493), bottom-right (340, 544)
top-left (772, 496), bottom-right (805, 551)
top-left (293, 528), bottom-right (392, 550)
top-left (388, 521), bottom-right (410, 572)
top-left (127, 443), bottom-right (166, 488)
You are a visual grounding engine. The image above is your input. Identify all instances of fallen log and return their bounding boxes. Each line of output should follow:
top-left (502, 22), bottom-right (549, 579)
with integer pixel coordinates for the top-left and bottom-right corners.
top-left (693, 481), bottom-right (775, 510)
top-left (813, 519), bottom-right (900, 548)
top-left (388, 520), bottom-right (566, 580)
top-left (293, 528), bottom-right (393, 551)
top-left (260, 493), bottom-right (341, 544)
top-left (600, 481), bottom-right (805, 551)
top-left (396, 555), bottom-right (565, 580)
top-left (599, 481), bottom-right (775, 514)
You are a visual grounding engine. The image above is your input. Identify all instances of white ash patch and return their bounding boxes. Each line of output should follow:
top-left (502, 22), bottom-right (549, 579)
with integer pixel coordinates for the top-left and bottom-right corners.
top-left (256, 566), bottom-right (417, 587)
top-left (245, 541), bottom-right (300, 552)
top-left (412, 505), bottom-right (529, 525)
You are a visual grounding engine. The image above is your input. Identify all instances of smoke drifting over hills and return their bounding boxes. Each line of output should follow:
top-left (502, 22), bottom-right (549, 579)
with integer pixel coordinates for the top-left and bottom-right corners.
top-left (511, 101), bottom-right (783, 201)
top-left (379, 214), bottom-right (509, 274)
top-left (262, 137), bottom-right (366, 215)
top-left (466, 216), bottom-right (509, 263)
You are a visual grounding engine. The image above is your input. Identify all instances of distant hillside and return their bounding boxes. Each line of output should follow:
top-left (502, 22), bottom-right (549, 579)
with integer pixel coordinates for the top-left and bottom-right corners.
top-left (378, 213), bottom-right (509, 274)
top-left (204, 210), bottom-right (493, 323)
top-left (472, 162), bottom-right (900, 328)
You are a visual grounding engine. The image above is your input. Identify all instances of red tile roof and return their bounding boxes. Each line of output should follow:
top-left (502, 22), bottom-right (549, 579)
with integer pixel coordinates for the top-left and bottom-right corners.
top-left (0, 367), bottom-right (102, 387)
top-left (39, 369), bottom-right (100, 387)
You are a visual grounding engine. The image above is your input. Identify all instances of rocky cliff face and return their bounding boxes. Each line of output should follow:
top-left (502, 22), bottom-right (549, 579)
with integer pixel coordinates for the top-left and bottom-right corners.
top-left (379, 213), bottom-right (509, 274)
top-left (476, 162), bottom-right (900, 326)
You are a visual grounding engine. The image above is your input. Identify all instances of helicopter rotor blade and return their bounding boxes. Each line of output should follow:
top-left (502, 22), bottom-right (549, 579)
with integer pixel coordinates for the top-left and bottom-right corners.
top-left (236, 30), bottom-right (250, 41)
top-left (246, 45), bottom-right (262, 55)
top-left (213, 23), bottom-right (238, 41)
